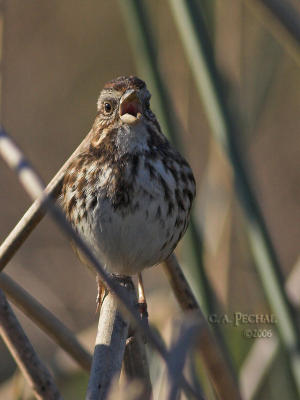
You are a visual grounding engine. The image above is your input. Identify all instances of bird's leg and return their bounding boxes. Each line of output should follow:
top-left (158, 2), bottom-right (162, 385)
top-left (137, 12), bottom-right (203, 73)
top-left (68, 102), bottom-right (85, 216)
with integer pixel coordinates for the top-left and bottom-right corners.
top-left (95, 275), bottom-right (108, 313)
top-left (137, 272), bottom-right (148, 322)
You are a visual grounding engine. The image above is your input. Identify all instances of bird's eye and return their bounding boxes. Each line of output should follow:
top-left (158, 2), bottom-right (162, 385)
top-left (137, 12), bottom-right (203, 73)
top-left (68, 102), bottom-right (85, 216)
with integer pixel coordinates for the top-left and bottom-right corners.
top-left (104, 102), bottom-right (112, 114)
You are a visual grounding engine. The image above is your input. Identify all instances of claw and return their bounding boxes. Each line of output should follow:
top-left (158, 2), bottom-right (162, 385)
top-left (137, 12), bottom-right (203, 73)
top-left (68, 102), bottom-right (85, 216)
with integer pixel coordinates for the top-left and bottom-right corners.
top-left (137, 273), bottom-right (148, 343)
top-left (138, 273), bottom-right (148, 319)
top-left (96, 275), bottom-right (108, 313)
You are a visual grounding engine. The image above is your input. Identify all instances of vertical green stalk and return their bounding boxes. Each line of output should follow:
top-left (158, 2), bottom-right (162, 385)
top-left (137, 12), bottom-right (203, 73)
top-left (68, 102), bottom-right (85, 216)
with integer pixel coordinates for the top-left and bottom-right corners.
top-left (118, 0), bottom-right (178, 147)
top-left (0, 0), bottom-right (4, 120)
top-left (260, 0), bottom-right (300, 45)
top-left (168, 0), bottom-right (300, 396)
top-left (197, 0), bottom-right (216, 40)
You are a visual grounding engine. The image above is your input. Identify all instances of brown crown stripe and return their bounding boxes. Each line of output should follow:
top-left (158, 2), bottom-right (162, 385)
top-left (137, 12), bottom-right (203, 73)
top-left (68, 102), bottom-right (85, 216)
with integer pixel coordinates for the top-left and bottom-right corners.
top-left (103, 76), bottom-right (146, 92)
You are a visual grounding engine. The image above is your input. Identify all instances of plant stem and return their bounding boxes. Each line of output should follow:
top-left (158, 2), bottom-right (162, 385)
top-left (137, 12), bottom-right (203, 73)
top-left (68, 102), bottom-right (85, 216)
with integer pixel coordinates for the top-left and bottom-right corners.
top-left (0, 272), bottom-right (92, 372)
top-left (0, 289), bottom-right (62, 400)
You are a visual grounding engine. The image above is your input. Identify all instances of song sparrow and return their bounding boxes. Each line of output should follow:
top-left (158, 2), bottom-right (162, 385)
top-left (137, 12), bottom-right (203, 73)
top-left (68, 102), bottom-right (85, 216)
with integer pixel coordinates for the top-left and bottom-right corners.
top-left (61, 76), bottom-right (195, 300)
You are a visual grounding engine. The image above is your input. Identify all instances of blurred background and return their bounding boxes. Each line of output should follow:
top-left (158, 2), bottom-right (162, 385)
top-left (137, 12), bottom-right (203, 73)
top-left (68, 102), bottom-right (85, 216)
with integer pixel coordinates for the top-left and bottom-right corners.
top-left (0, 0), bottom-right (299, 399)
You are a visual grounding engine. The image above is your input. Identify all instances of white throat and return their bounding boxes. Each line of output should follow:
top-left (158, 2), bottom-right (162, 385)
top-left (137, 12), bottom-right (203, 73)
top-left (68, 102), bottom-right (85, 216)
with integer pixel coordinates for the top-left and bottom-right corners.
top-left (115, 121), bottom-right (149, 156)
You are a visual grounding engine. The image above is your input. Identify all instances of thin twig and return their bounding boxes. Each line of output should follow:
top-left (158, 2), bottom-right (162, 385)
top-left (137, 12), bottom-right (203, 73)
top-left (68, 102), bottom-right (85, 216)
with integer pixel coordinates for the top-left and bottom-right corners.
top-left (0, 129), bottom-right (93, 271)
top-left (242, 0), bottom-right (300, 67)
top-left (86, 276), bottom-right (133, 400)
top-left (258, 0), bottom-right (300, 44)
top-left (167, 317), bottom-right (205, 400)
top-left (0, 128), bottom-right (200, 399)
top-left (163, 254), bottom-right (198, 310)
top-left (123, 328), bottom-right (152, 399)
top-left (0, 272), bottom-right (92, 372)
top-left (0, 288), bottom-right (62, 400)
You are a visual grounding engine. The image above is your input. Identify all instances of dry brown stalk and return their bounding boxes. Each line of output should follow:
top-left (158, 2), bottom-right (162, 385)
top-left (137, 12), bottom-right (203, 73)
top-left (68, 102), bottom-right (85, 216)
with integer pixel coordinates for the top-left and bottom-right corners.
top-left (0, 129), bottom-right (93, 271)
top-left (123, 328), bottom-right (152, 399)
top-left (163, 254), bottom-right (242, 400)
top-left (0, 288), bottom-right (62, 400)
top-left (0, 272), bottom-right (92, 371)
top-left (242, 0), bottom-right (300, 67)
top-left (86, 277), bottom-right (134, 400)
top-left (163, 254), bottom-right (198, 310)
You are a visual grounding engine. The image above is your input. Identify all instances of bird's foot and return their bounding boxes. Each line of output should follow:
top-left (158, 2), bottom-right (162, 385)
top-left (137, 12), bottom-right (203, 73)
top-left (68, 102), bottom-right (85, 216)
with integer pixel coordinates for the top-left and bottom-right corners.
top-left (95, 275), bottom-right (108, 313)
top-left (137, 273), bottom-right (149, 343)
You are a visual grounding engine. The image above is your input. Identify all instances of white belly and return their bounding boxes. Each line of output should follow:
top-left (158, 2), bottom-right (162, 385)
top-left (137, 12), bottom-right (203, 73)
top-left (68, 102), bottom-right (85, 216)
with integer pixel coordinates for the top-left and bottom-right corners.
top-left (90, 191), bottom-right (177, 275)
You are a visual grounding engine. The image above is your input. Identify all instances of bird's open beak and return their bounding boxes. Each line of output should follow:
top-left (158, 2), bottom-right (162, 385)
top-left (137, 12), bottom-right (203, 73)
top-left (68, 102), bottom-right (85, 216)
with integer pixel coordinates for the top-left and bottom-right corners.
top-left (119, 89), bottom-right (143, 125)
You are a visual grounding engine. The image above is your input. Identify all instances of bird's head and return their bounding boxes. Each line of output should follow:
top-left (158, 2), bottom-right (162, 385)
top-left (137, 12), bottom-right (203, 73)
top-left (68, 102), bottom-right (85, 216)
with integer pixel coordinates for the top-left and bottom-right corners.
top-left (96, 76), bottom-right (155, 128)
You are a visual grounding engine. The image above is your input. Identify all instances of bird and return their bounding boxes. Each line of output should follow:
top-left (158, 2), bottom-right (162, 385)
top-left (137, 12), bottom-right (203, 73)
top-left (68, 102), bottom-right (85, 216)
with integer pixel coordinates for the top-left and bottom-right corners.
top-left (61, 76), bottom-right (196, 313)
